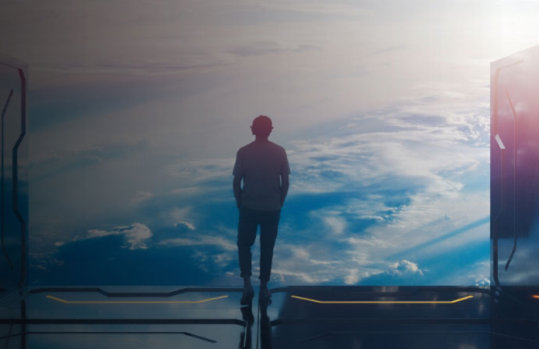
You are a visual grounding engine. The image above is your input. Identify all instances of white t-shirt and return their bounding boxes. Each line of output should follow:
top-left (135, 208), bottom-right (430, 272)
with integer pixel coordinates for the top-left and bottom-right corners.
top-left (233, 140), bottom-right (290, 211)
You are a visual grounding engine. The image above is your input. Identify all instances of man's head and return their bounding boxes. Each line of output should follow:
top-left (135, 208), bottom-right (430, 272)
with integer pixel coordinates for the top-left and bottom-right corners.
top-left (251, 115), bottom-right (273, 138)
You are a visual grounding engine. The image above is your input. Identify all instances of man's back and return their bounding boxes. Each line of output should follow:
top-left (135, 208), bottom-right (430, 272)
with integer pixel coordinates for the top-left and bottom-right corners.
top-left (233, 140), bottom-right (289, 211)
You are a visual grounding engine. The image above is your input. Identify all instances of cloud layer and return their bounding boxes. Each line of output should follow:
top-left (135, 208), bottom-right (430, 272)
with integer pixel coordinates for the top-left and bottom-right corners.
top-left (7, 0), bottom-right (536, 286)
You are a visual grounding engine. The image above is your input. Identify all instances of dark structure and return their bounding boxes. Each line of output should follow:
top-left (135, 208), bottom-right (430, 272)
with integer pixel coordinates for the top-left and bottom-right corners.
top-left (490, 44), bottom-right (539, 346)
top-left (0, 56), bottom-right (28, 349)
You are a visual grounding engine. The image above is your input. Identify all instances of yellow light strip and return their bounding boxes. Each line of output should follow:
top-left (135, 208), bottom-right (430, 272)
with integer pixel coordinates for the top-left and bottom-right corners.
top-left (291, 294), bottom-right (474, 305)
top-left (46, 294), bottom-right (228, 305)
top-left (532, 295), bottom-right (539, 299)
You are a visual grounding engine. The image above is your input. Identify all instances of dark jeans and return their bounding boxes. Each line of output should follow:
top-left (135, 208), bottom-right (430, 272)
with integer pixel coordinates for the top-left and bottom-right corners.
top-left (237, 207), bottom-right (281, 282)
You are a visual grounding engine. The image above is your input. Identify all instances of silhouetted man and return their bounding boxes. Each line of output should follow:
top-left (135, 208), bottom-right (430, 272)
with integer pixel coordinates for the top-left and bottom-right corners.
top-left (233, 115), bottom-right (290, 305)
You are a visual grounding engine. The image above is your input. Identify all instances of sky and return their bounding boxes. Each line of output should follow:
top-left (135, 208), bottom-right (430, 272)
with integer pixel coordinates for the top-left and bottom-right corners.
top-left (1, 0), bottom-right (539, 287)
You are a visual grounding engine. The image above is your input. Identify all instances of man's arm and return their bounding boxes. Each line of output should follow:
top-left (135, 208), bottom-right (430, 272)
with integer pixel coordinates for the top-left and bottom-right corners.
top-left (233, 175), bottom-right (243, 208)
top-left (280, 172), bottom-right (289, 207)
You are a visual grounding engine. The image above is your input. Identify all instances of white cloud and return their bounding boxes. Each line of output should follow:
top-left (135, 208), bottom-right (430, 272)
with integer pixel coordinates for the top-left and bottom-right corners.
top-left (272, 94), bottom-right (491, 285)
top-left (344, 268), bottom-right (361, 285)
top-left (80, 223), bottom-right (153, 250)
top-left (229, 40), bottom-right (317, 57)
top-left (130, 191), bottom-right (154, 205)
top-left (272, 244), bottom-right (343, 284)
top-left (287, 98), bottom-right (489, 200)
top-left (388, 259), bottom-right (424, 276)
top-left (271, 268), bottom-right (324, 284)
top-left (177, 221), bottom-right (196, 231)
top-left (159, 235), bottom-right (236, 252)
top-left (323, 215), bottom-right (346, 236)
top-left (212, 252), bottom-right (234, 267)
top-left (164, 157), bottom-right (234, 184)
top-left (162, 207), bottom-right (196, 230)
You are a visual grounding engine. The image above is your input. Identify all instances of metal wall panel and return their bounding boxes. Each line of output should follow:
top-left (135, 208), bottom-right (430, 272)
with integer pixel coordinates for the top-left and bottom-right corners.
top-left (491, 45), bottom-right (539, 286)
top-left (0, 58), bottom-right (28, 349)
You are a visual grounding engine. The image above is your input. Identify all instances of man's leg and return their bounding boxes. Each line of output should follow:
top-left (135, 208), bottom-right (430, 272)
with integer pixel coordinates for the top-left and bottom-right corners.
top-left (237, 207), bottom-right (258, 304)
top-left (259, 210), bottom-right (280, 304)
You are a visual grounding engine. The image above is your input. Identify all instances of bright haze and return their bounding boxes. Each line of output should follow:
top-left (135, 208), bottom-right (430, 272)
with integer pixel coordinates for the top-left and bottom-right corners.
top-left (1, 0), bottom-right (539, 286)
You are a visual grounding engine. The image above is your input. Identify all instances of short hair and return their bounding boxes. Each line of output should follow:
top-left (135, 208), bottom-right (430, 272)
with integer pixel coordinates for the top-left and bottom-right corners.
top-left (251, 115), bottom-right (273, 136)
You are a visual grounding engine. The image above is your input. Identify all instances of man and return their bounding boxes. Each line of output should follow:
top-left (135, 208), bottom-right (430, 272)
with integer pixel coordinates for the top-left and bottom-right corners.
top-left (233, 115), bottom-right (290, 305)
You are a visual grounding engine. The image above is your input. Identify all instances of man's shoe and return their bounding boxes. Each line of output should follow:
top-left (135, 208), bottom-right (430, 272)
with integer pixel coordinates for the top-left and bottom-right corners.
top-left (259, 285), bottom-right (272, 305)
top-left (241, 284), bottom-right (254, 306)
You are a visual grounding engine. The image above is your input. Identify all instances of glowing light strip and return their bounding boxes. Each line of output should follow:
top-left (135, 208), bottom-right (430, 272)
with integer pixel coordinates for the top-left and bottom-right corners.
top-left (291, 294), bottom-right (474, 305)
top-left (532, 295), bottom-right (539, 299)
top-left (46, 294), bottom-right (228, 305)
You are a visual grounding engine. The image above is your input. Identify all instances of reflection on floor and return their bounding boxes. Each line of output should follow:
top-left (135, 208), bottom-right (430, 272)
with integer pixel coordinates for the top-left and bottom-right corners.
top-left (1, 285), bottom-right (538, 348)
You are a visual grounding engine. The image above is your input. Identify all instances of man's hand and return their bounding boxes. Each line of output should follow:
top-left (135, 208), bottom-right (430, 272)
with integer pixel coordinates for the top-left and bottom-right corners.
top-left (280, 172), bottom-right (289, 207)
top-left (233, 175), bottom-right (243, 208)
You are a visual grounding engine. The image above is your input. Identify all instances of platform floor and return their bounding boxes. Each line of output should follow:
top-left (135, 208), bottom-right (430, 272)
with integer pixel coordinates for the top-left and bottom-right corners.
top-left (1, 285), bottom-right (538, 348)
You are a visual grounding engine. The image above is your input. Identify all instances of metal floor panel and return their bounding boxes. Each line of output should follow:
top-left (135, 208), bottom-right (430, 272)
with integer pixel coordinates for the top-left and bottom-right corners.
top-left (2, 285), bottom-right (539, 348)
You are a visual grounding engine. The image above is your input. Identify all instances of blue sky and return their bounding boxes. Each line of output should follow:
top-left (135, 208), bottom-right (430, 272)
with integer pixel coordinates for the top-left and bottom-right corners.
top-left (2, 0), bottom-right (539, 287)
